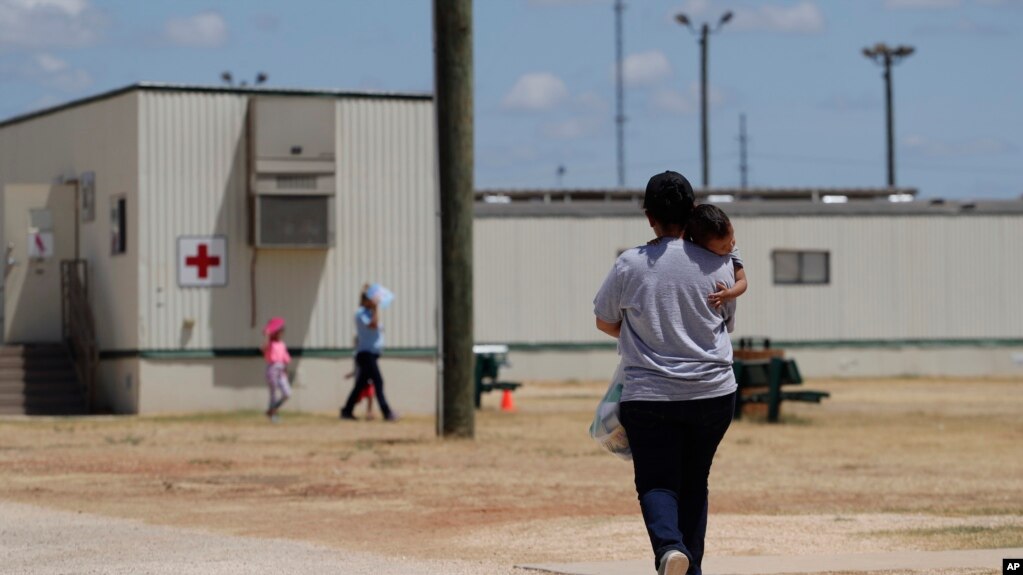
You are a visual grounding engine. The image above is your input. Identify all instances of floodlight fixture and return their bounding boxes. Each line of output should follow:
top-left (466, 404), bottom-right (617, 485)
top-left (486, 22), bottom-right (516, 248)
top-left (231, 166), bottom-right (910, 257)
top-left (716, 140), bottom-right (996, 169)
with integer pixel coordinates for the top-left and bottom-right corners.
top-left (717, 11), bottom-right (733, 29)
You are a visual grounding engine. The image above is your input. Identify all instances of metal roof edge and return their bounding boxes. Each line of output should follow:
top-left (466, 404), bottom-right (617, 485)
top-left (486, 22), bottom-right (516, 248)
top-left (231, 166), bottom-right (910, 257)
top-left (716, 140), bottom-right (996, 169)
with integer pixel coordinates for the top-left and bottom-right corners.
top-left (0, 83), bottom-right (432, 130)
top-left (474, 200), bottom-right (1023, 219)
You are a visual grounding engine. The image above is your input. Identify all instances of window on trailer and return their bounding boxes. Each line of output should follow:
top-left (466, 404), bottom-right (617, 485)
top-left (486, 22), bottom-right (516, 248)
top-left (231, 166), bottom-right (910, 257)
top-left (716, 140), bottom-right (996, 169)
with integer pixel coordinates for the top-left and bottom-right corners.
top-left (772, 250), bottom-right (829, 285)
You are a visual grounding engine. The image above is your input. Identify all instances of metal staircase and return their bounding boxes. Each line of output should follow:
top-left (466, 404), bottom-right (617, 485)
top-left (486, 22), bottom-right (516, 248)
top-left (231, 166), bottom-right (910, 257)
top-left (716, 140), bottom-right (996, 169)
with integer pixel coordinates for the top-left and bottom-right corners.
top-left (0, 344), bottom-right (87, 415)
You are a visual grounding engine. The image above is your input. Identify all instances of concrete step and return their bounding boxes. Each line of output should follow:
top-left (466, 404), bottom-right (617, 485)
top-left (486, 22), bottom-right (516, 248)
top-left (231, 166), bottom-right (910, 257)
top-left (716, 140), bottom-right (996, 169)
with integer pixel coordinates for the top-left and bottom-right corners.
top-left (0, 357), bottom-right (75, 369)
top-left (0, 366), bottom-right (76, 380)
top-left (0, 401), bottom-right (87, 416)
top-left (0, 384), bottom-right (83, 398)
top-left (0, 345), bottom-right (68, 358)
top-left (0, 345), bottom-right (87, 416)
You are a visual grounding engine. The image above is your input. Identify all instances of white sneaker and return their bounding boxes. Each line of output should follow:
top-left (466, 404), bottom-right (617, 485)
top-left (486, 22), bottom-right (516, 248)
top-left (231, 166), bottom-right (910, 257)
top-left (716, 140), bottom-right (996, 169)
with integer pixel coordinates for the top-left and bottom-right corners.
top-left (657, 550), bottom-right (689, 575)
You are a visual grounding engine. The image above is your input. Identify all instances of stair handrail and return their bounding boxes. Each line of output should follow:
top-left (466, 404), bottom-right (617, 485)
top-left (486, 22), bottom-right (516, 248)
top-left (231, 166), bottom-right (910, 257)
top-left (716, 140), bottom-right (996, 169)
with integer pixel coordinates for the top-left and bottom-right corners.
top-left (60, 260), bottom-right (98, 412)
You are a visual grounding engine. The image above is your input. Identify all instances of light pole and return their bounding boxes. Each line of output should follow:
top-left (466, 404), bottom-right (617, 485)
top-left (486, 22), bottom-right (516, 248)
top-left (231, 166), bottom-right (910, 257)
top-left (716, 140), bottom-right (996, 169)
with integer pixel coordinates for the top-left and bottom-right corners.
top-left (862, 43), bottom-right (914, 188)
top-left (676, 10), bottom-right (732, 189)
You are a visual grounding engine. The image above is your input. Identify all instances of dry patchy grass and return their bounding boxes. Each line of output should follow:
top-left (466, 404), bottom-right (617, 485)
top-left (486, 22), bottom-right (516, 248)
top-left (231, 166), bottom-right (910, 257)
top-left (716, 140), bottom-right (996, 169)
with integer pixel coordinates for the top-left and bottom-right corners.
top-left (0, 377), bottom-right (1020, 566)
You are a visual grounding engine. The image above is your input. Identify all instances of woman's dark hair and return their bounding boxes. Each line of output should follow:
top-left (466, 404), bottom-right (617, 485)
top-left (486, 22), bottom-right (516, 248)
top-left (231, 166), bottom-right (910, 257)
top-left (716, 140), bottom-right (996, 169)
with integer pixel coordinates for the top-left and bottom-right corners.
top-left (643, 171), bottom-right (695, 227)
top-left (687, 204), bottom-right (732, 246)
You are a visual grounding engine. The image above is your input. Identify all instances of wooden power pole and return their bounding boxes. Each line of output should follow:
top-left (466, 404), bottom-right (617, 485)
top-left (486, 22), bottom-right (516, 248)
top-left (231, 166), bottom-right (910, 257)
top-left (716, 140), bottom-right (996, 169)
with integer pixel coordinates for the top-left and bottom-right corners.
top-left (434, 0), bottom-right (475, 438)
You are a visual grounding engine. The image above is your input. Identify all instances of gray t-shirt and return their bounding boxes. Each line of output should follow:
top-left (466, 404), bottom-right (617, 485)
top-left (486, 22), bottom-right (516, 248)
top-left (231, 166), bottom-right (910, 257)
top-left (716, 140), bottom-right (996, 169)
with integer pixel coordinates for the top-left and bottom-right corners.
top-left (593, 237), bottom-right (737, 402)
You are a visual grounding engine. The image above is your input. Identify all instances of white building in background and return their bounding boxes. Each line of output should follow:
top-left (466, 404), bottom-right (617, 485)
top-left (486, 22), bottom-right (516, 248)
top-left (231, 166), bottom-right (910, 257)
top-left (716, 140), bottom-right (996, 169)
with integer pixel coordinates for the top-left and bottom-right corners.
top-left (0, 84), bottom-right (438, 414)
top-left (474, 200), bottom-right (1023, 381)
top-left (1, 84), bottom-right (1019, 415)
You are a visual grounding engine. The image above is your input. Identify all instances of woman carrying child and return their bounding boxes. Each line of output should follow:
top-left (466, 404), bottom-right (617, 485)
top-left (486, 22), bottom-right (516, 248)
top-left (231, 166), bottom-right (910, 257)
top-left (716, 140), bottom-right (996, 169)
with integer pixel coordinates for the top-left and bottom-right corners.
top-left (593, 170), bottom-right (739, 575)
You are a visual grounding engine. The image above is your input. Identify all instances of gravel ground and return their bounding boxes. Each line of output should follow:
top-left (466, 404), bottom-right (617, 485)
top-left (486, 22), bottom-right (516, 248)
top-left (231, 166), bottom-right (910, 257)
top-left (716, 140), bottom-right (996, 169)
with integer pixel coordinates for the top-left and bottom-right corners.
top-left (0, 500), bottom-right (523, 575)
top-left (1, 378), bottom-right (1020, 574)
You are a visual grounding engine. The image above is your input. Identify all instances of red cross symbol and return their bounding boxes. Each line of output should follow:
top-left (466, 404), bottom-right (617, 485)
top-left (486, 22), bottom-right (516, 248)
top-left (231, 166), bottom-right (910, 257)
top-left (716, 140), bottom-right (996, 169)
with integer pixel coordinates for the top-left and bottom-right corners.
top-left (185, 244), bottom-right (221, 279)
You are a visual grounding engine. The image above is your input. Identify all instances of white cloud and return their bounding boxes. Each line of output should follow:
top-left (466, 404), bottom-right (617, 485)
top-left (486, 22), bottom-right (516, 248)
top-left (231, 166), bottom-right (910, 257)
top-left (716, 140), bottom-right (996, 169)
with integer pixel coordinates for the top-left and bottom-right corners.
top-left (732, 2), bottom-right (825, 34)
top-left (675, 0), bottom-right (825, 34)
top-left (575, 91), bottom-right (607, 113)
top-left (915, 16), bottom-right (1011, 34)
top-left (687, 80), bottom-right (725, 106)
top-left (251, 13), bottom-right (280, 33)
top-left (27, 51), bottom-right (91, 91)
top-left (885, 0), bottom-right (960, 8)
top-left (817, 93), bottom-right (879, 112)
top-left (10, 51), bottom-right (92, 90)
top-left (528, 0), bottom-right (603, 5)
top-left (890, 0), bottom-right (1023, 6)
top-left (903, 134), bottom-right (1017, 157)
top-left (677, 0), bottom-right (713, 16)
top-left (542, 117), bottom-right (599, 140)
top-left (0, 0), bottom-right (102, 48)
top-left (34, 51), bottom-right (66, 72)
top-left (620, 50), bottom-right (671, 87)
top-left (648, 82), bottom-right (723, 115)
top-left (28, 93), bottom-right (62, 111)
top-left (164, 11), bottom-right (227, 48)
top-left (652, 89), bottom-right (694, 114)
top-left (502, 73), bottom-right (569, 111)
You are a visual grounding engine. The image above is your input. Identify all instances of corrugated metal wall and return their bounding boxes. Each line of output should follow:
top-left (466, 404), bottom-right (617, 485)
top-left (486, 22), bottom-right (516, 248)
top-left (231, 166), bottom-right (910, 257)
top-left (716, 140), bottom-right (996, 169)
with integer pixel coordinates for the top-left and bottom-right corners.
top-left (0, 93), bottom-right (139, 349)
top-left (474, 214), bottom-right (1023, 343)
top-left (139, 92), bottom-right (436, 350)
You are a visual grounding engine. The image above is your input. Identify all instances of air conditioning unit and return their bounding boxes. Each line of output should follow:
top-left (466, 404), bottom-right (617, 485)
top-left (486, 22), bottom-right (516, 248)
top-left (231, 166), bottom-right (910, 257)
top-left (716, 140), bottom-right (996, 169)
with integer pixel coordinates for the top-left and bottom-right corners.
top-left (249, 96), bottom-right (336, 248)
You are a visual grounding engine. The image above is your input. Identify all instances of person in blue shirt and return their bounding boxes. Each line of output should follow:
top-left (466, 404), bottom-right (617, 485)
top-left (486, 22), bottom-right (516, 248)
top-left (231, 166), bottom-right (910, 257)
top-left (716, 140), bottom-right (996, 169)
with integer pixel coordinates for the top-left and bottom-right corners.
top-left (340, 286), bottom-right (397, 421)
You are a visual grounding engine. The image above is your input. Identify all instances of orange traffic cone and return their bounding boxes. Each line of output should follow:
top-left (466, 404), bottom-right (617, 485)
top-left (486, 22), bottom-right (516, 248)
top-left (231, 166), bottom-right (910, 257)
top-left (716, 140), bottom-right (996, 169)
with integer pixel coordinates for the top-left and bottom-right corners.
top-left (500, 389), bottom-right (516, 412)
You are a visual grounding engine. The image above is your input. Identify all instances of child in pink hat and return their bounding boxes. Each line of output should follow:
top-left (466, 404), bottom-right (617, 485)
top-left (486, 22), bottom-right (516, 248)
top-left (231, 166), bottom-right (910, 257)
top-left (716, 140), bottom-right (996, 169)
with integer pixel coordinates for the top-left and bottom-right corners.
top-left (261, 317), bottom-right (291, 422)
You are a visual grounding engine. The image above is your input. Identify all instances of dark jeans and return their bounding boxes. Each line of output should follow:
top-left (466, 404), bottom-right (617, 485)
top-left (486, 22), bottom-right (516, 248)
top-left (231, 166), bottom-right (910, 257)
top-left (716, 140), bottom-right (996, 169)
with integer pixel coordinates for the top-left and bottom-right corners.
top-left (619, 392), bottom-right (735, 575)
top-left (341, 352), bottom-right (393, 418)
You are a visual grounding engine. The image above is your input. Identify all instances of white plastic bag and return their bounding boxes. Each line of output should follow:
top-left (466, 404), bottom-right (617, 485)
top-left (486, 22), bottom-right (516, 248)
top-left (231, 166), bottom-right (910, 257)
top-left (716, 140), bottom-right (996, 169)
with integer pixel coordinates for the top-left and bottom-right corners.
top-left (588, 362), bottom-right (631, 460)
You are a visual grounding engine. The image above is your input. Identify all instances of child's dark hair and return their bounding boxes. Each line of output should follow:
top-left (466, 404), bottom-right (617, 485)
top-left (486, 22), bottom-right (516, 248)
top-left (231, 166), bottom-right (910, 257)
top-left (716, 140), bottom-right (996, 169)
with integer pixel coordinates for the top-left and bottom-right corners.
top-left (643, 171), bottom-right (695, 227)
top-left (687, 204), bottom-right (732, 246)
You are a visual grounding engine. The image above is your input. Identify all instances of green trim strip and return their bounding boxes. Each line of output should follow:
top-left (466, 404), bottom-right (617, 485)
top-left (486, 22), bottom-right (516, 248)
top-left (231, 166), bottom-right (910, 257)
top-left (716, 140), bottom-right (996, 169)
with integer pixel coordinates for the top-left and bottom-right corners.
top-left (770, 338), bottom-right (1023, 349)
top-left (505, 338), bottom-right (1023, 352)
top-left (98, 338), bottom-right (1023, 361)
top-left (100, 348), bottom-right (437, 360)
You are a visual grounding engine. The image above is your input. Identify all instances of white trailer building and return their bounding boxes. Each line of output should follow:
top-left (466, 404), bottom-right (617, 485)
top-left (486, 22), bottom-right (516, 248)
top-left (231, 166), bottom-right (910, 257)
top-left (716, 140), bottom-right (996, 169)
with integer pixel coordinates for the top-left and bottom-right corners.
top-left (0, 84), bottom-right (438, 415)
top-left (474, 200), bottom-right (1023, 381)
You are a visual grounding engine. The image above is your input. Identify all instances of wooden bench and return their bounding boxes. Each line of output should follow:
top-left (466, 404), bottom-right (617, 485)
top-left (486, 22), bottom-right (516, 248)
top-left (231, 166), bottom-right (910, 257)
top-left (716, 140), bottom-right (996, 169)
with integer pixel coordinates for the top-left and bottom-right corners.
top-left (732, 357), bottom-right (829, 422)
top-left (473, 344), bottom-right (522, 409)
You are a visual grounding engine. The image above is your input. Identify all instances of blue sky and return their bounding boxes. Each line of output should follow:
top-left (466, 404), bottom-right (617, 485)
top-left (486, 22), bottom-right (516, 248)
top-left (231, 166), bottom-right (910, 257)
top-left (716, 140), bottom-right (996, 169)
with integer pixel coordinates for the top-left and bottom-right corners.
top-left (1, 0), bottom-right (1020, 199)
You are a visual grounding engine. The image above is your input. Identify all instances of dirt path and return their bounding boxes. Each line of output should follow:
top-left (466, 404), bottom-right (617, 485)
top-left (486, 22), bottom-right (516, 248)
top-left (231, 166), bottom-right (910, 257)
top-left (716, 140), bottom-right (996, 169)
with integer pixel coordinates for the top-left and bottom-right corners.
top-left (1, 378), bottom-right (1021, 573)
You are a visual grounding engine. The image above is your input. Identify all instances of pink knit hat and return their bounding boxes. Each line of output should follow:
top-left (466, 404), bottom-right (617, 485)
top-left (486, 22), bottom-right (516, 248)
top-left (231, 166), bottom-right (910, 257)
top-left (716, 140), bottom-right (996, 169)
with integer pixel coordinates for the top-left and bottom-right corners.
top-left (263, 317), bottom-right (285, 336)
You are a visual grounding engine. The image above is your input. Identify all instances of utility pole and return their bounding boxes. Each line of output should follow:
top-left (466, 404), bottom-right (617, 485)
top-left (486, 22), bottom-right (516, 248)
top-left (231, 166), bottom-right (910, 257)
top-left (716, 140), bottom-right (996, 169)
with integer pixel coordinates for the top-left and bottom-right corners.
top-left (676, 11), bottom-right (732, 189)
top-left (699, 23), bottom-right (709, 189)
top-left (738, 113), bottom-right (748, 190)
top-left (863, 43), bottom-right (914, 188)
top-left (614, 0), bottom-right (626, 188)
top-left (434, 0), bottom-right (475, 438)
